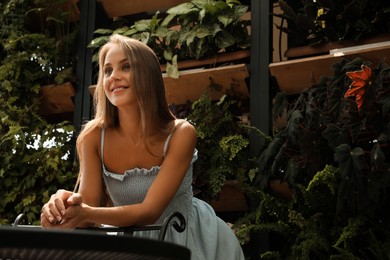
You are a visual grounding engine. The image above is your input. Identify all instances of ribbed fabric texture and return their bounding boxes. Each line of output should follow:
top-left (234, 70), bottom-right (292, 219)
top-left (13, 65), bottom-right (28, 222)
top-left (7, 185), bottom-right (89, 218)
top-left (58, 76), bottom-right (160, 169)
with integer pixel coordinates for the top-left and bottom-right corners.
top-left (100, 128), bottom-right (245, 260)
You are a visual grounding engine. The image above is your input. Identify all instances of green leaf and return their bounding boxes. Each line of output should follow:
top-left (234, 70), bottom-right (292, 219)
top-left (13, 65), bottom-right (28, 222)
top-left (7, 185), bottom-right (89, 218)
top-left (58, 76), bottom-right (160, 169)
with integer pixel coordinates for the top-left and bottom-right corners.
top-left (93, 28), bottom-right (114, 35)
top-left (286, 110), bottom-right (304, 146)
top-left (215, 30), bottom-right (235, 49)
top-left (167, 2), bottom-right (196, 15)
top-left (322, 123), bottom-right (348, 150)
top-left (88, 36), bottom-right (109, 48)
top-left (379, 93), bottom-right (390, 116)
top-left (334, 144), bottom-right (365, 176)
top-left (165, 55), bottom-right (179, 79)
top-left (194, 25), bottom-right (214, 38)
top-left (133, 19), bottom-right (153, 32)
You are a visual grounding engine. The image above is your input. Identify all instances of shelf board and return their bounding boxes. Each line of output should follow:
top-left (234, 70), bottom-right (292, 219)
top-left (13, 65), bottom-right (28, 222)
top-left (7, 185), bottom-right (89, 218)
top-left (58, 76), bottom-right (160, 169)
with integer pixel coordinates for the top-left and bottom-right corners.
top-left (163, 63), bottom-right (249, 105)
top-left (38, 82), bottom-right (75, 123)
top-left (97, 0), bottom-right (189, 17)
top-left (89, 64), bottom-right (249, 106)
top-left (160, 50), bottom-right (250, 72)
top-left (269, 43), bottom-right (390, 94)
top-left (285, 33), bottom-right (390, 59)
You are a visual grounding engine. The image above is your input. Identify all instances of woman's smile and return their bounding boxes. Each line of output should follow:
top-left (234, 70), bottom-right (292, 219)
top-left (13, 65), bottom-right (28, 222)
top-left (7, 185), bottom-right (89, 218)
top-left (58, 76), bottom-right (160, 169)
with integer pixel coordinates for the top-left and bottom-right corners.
top-left (111, 85), bottom-right (129, 93)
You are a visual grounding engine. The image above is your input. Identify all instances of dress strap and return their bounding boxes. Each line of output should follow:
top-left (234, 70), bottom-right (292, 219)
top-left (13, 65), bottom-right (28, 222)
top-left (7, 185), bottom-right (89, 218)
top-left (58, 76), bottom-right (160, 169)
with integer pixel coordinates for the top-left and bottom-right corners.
top-left (163, 132), bottom-right (173, 158)
top-left (100, 127), bottom-right (106, 164)
top-left (163, 119), bottom-right (187, 157)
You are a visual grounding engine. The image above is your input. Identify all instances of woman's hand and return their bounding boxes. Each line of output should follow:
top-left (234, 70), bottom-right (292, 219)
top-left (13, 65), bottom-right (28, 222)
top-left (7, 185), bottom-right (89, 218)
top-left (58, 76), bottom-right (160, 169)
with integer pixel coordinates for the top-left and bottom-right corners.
top-left (55, 202), bottom-right (89, 229)
top-left (40, 189), bottom-right (83, 228)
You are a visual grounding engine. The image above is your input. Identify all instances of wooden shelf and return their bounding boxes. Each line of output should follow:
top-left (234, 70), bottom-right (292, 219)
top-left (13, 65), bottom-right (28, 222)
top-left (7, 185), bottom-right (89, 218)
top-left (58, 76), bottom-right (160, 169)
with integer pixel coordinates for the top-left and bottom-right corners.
top-left (285, 33), bottom-right (390, 59)
top-left (163, 63), bottom-right (249, 105)
top-left (269, 43), bottom-right (390, 94)
top-left (97, 0), bottom-right (189, 17)
top-left (89, 63), bottom-right (249, 105)
top-left (38, 82), bottom-right (75, 122)
top-left (160, 50), bottom-right (250, 72)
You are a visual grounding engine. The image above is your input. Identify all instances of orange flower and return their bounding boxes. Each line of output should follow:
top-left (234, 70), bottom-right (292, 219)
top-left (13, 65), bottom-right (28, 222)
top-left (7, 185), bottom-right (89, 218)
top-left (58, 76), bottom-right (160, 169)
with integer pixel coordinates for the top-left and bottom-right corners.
top-left (345, 65), bottom-right (373, 110)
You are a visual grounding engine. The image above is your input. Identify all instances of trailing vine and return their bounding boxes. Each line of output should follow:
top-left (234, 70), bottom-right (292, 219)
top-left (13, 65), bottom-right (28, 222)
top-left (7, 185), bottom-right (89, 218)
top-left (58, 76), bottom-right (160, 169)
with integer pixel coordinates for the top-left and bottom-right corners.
top-left (0, 0), bottom-right (78, 225)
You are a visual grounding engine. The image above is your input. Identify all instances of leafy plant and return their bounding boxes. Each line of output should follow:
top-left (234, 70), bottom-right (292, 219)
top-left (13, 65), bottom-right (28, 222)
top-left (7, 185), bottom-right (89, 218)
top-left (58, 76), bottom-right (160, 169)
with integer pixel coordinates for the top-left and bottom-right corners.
top-left (26, 0), bottom-right (79, 85)
top-left (184, 86), bottom-right (269, 201)
top-left (0, 0), bottom-right (77, 225)
top-left (275, 0), bottom-right (390, 47)
top-left (88, 0), bottom-right (250, 78)
top-left (234, 57), bottom-right (390, 259)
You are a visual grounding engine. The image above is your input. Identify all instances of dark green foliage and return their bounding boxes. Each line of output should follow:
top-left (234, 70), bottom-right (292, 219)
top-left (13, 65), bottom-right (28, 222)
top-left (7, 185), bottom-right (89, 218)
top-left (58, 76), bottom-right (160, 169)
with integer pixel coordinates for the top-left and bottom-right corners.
top-left (88, 0), bottom-right (250, 78)
top-left (188, 93), bottom-right (250, 198)
top-left (185, 91), bottom-right (269, 201)
top-left (235, 57), bottom-right (390, 259)
top-left (275, 0), bottom-right (390, 46)
top-left (0, 0), bottom-right (78, 225)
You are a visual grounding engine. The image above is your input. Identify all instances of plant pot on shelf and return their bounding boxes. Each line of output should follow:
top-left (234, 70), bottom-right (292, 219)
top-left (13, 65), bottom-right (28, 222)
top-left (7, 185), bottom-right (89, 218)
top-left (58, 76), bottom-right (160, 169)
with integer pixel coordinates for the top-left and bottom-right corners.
top-left (89, 63), bottom-right (250, 106)
top-left (269, 34), bottom-right (390, 94)
top-left (210, 180), bottom-right (248, 213)
top-left (28, 0), bottom-right (80, 25)
top-left (97, 0), bottom-right (189, 18)
top-left (268, 179), bottom-right (293, 201)
top-left (160, 50), bottom-right (250, 105)
top-left (284, 33), bottom-right (390, 59)
top-left (163, 63), bottom-right (249, 105)
top-left (38, 82), bottom-right (75, 122)
top-left (160, 49), bottom-right (250, 73)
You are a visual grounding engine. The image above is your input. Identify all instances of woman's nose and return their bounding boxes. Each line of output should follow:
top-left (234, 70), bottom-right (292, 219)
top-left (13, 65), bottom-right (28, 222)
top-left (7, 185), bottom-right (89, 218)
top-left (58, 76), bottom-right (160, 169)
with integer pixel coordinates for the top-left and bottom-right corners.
top-left (110, 69), bottom-right (121, 81)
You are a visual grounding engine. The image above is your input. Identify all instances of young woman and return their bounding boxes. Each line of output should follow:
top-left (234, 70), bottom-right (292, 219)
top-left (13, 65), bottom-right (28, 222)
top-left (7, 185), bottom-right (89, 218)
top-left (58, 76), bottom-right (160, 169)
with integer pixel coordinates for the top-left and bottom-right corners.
top-left (40, 34), bottom-right (245, 259)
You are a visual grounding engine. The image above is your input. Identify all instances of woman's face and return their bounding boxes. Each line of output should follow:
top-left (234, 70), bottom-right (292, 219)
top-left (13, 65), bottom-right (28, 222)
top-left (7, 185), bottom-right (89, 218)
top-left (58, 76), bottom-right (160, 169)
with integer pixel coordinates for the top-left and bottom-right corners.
top-left (102, 43), bottom-right (136, 108)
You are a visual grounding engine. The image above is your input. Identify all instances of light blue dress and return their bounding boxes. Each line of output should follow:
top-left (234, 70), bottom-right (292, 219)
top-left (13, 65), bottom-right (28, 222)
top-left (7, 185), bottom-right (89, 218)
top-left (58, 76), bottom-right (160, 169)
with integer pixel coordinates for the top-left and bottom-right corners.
top-left (101, 128), bottom-right (245, 260)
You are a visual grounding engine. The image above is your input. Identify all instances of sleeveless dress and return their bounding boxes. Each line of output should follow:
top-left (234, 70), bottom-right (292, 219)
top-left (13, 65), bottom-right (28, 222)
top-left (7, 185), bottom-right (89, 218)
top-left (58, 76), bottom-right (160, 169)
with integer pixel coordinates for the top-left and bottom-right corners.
top-left (101, 128), bottom-right (245, 260)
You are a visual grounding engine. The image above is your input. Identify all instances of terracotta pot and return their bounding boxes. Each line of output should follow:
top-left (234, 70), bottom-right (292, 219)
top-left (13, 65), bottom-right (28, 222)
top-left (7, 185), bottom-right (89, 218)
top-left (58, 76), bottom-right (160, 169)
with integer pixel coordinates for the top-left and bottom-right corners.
top-left (210, 180), bottom-right (248, 212)
top-left (39, 82), bottom-right (75, 117)
top-left (269, 179), bottom-right (293, 201)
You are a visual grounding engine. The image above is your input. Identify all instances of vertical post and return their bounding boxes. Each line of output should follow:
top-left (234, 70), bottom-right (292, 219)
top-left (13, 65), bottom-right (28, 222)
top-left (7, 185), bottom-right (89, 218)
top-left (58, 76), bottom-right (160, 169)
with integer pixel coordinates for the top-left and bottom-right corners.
top-left (73, 0), bottom-right (96, 131)
top-left (248, 1), bottom-right (272, 259)
top-left (250, 1), bottom-right (272, 138)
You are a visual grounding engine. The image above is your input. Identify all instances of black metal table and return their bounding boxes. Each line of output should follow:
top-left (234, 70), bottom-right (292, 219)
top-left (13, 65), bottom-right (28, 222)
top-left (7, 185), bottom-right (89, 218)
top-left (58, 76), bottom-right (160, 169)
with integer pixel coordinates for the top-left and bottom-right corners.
top-left (0, 225), bottom-right (190, 260)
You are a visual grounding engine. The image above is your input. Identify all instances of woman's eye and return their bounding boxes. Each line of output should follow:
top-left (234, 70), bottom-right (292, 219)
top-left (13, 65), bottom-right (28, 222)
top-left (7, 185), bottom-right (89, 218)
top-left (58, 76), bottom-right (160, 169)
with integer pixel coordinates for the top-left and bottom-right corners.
top-left (122, 63), bottom-right (131, 71)
top-left (104, 67), bottom-right (112, 76)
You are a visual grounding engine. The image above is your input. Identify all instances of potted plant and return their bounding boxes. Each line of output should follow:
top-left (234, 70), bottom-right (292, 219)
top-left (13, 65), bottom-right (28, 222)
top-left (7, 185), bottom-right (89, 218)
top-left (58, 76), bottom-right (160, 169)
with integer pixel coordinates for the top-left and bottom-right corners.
top-left (88, 0), bottom-right (251, 78)
top-left (274, 0), bottom-right (390, 57)
top-left (234, 57), bottom-right (390, 259)
top-left (26, 0), bottom-right (80, 121)
top-left (269, 0), bottom-right (390, 95)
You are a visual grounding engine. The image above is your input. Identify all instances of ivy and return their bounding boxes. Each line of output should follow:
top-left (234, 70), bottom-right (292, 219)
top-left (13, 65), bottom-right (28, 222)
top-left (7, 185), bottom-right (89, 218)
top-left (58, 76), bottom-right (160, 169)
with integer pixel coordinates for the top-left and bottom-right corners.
top-left (186, 92), bottom-right (266, 200)
top-left (0, 0), bottom-right (78, 225)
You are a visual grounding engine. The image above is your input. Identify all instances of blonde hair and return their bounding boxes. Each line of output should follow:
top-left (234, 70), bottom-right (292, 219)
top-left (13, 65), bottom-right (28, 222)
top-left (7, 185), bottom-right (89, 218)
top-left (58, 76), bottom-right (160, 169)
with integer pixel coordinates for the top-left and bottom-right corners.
top-left (74, 34), bottom-right (176, 193)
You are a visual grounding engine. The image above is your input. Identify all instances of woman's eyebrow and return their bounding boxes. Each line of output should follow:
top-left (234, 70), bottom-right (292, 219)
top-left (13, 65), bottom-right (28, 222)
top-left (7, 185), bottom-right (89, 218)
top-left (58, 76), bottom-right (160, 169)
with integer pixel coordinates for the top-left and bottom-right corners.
top-left (104, 58), bottom-right (128, 67)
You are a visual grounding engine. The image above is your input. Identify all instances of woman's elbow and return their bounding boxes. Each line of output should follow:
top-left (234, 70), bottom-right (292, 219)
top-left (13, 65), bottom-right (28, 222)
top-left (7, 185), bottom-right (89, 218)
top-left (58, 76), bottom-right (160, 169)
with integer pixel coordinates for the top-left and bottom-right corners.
top-left (138, 203), bottom-right (164, 225)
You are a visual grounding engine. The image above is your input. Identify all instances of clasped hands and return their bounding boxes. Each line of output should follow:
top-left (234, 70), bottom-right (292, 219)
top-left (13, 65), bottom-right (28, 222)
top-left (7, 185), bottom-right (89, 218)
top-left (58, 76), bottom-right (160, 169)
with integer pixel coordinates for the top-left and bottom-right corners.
top-left (40, 189), bottom-right (85, 229)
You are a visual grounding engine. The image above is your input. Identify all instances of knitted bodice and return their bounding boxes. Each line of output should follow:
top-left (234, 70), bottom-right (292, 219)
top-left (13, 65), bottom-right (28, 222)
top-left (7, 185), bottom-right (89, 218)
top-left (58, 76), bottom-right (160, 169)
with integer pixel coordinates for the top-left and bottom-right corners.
top-left (101, 128), bottom-right (197, 223)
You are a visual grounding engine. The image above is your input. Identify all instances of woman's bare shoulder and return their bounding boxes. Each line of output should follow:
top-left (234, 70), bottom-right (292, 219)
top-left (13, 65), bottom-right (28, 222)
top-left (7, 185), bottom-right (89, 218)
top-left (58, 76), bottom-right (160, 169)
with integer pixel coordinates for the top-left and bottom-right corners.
top-left (174, 119), bottom-right (196, 135)
top-left (169, 119), bottom-right (196, 148)
top-left (80, 125), bottom-right (103, 147)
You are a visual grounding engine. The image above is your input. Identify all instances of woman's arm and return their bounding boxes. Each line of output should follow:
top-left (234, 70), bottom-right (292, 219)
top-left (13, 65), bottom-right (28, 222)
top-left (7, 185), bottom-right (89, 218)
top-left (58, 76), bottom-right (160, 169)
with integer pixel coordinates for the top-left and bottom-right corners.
top-left (41, 127), bottom-right (103, 228)
top-left (59, 121), bottom-right (197, 228)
